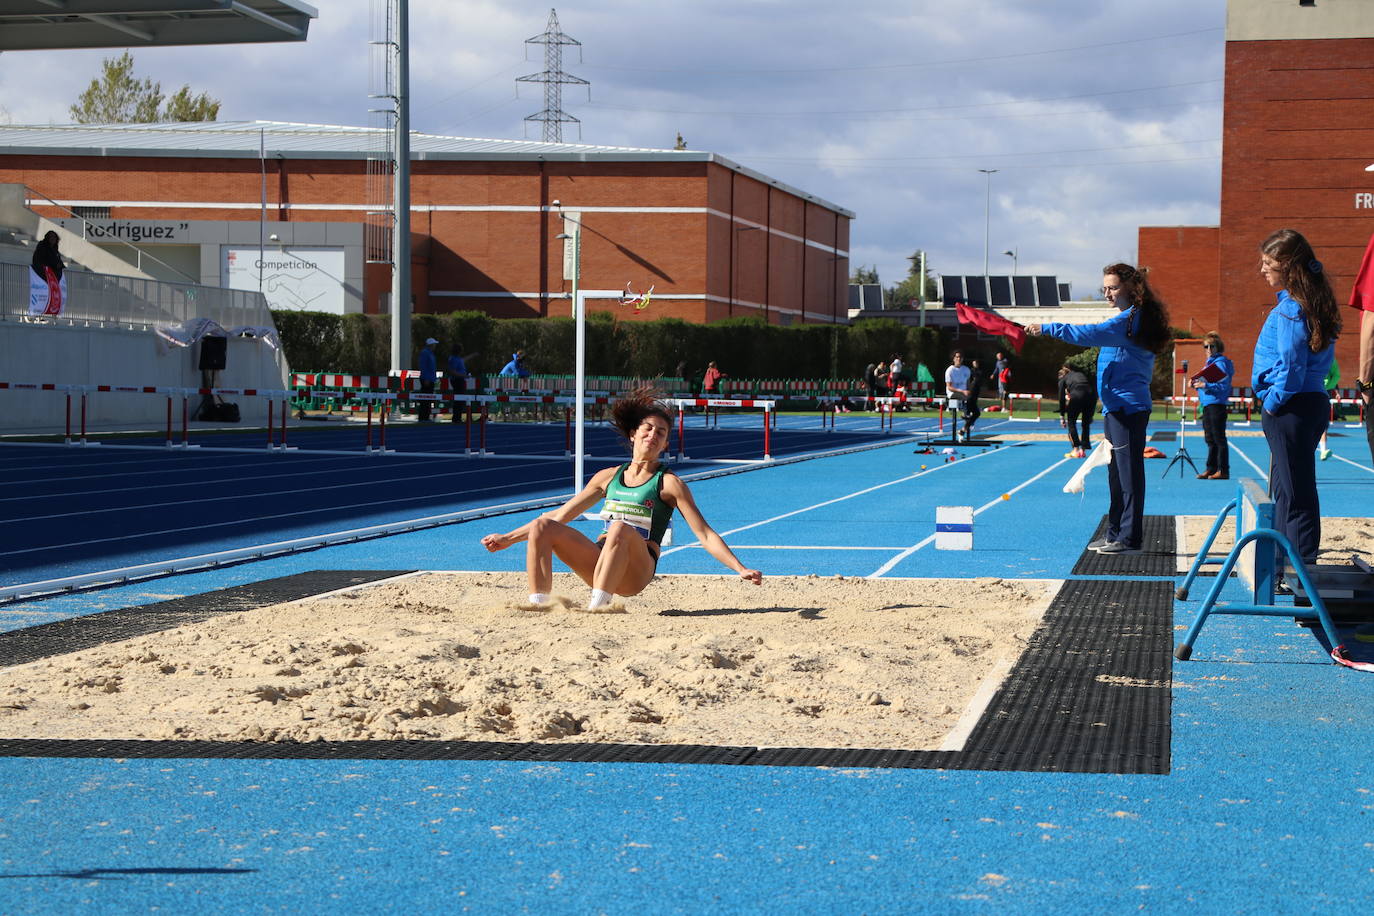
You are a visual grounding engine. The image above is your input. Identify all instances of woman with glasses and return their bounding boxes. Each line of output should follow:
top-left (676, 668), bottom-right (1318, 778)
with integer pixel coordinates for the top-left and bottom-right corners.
top-left (1254, 228), bottom-right (1340, 571)
top-left (1193, 332), bottom-right (1235, 479)
top-left (1028, 263), bottom-right (1172, 555)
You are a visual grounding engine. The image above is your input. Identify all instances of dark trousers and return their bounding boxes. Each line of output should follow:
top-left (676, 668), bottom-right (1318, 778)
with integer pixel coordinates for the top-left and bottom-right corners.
top-left (418, 380), bottom-right (435, 421)
top-left (1366, 394), bottom-right (1374, 465)
top-left (1103, 409), bottom-right (1150, 549)
top-left (962, 403), bottom-right (981, 437)
top-left (1201, 403), bottom-right (1229, 473)
top-left (1064, 398), bottom-right (1094, 450)
top-left (1262, 391), bottom-right (1328, 565)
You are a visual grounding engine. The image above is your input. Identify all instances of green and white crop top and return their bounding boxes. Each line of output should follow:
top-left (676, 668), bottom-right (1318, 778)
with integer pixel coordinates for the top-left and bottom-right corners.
top-left (599, 464), bottom-right (675, 547)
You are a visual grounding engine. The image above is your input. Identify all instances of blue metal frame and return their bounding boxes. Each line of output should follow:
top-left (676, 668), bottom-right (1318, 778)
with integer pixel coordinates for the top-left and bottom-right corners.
top-left (1175, 478), bottom-right (1339, 661)
top-left (1175, 496), bottom-right (1238, 601)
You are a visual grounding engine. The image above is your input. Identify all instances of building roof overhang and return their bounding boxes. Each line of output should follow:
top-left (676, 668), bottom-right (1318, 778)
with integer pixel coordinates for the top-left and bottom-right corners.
top-left (0, 1), bottom-right (316, 50)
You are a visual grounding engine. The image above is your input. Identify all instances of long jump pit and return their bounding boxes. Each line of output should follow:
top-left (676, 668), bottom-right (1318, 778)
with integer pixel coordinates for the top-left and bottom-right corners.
top-left (0, 574), bottom-right (1181, 774)
top-left (0, 572), bottom-right (1175, 773)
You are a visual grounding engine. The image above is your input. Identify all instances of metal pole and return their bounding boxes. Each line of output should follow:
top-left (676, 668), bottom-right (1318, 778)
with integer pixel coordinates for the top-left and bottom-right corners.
top-left (572, 226), bottom-right (584, 494)
top-left (259, 128), bottom-right (266, 295)
top-left (389, 0), bottom-right (412, 373)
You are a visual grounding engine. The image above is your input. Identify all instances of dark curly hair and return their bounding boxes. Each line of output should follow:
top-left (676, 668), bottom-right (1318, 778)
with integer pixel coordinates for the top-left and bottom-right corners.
top-left (1103, 262), bottom-right (1172, 354)
top-left (610, 386), bottom-right (674, 447)
top-left (1260, 228), bottom-right (1340, 353)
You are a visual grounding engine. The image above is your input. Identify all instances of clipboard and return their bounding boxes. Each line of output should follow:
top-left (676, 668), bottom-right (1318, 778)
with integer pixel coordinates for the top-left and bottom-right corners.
top-left (1190, 362), bottom-right (1226, 383)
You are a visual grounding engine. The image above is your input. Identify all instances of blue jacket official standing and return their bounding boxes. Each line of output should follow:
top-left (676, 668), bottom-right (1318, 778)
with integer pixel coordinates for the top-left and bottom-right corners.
top-left (1029, 262), bottom-right (1173, 555)
top-left (1254, 229), bottom-right (1340, 569)
top-left (1193, 332), bottom-right (1235, 479)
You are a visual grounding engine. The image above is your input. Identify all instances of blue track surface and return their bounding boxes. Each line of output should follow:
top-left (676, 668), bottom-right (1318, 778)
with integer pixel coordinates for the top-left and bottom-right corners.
top-left (2, 415), bottom-right (1373, 912)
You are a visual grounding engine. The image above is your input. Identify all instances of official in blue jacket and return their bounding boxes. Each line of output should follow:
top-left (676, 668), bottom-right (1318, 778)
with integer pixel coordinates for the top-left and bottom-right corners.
top-left (1192, 331), bottom-right (1235, 480)
top-left (1254, 229), bottom-right (1340, 569)
top-left (499, 350), bottom-right (531, 378)
top-left (1029, 263), bottom-right (1173, 555)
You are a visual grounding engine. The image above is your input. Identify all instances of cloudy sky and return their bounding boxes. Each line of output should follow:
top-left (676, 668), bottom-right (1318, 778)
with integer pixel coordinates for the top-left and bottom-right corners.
top-left (0, 0), bottom-right (1227, 298)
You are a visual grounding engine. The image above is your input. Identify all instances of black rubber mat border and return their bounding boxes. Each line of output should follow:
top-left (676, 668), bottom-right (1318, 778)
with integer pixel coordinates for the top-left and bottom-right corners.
top-left (1072, 514), bottom-right (1177, 576)
top-left (0, 571), bottom-right (415, 668)
top-left (0, 576), bottom-right (1173, 774)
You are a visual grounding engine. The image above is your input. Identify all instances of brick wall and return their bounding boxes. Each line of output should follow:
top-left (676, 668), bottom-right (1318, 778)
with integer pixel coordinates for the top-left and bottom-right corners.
top-left (0, 149), bottom-right (851, 326)
top-left (1138, 226), bottom-right (1221, 338)
top-left (1143, 36), bottom-right (1374, 386)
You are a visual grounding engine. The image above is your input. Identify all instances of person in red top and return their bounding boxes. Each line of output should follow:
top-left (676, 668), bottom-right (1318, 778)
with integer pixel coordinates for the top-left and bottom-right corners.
top-left (1350, 232), bottom-right (1374, 464)
top-left (701, 360), bottom-right (724, 396)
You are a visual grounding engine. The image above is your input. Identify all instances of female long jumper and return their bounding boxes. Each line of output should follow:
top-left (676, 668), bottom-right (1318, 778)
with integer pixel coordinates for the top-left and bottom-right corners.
top-left (481, 388), bottom-right (762, 609)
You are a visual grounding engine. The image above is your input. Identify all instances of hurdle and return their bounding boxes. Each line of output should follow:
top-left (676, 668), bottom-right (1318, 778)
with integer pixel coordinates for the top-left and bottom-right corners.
top-left (1006, 392), bottom-right (1044, 420)
top-left (1174, 478), bottom-right (1345, 663)
top-left (356, 391), bottom-right (397, 454)
top-left (668, 398), bottom-right (776, 461)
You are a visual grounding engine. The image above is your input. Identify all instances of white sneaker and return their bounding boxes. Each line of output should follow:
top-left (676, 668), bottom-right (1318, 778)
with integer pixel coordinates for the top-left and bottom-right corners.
top-left (1319, 448), bottom-right (1332, 461)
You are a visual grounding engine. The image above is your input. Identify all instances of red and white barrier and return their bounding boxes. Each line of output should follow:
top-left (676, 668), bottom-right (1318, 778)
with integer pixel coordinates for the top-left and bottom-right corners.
top-left (667, 398), bottom-right (776, 461)
top-left (1, 381), bottom-right (293, 451)
top-left (1006, 392), bottom-right (1044, 421)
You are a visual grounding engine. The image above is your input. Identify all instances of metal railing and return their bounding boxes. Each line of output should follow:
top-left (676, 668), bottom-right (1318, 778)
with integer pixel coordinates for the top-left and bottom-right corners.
top-left (23, 184), bottom-right (200, 285)
top-left (1, 261), bottom-right (274, 331)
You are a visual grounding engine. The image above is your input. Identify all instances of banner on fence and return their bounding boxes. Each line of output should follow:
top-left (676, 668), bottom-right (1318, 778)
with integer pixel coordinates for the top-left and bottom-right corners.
top-left (28, 268), bottom-right (67, 317)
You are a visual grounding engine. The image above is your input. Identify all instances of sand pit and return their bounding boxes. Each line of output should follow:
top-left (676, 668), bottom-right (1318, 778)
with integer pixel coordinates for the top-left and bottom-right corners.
top-left (1179, 515), bottom-right (1372, 566)
top-left (0, 573), bottom-right (1056, 751)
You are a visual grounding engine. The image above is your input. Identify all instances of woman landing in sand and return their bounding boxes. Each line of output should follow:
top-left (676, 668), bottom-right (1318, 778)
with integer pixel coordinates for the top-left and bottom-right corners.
top-left (481, 388), bottom-right (762, 610)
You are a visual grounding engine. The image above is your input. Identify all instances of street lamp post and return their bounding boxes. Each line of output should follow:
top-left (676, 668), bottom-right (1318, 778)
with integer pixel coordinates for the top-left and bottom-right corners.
top-left (979, 169), bottom-right (998, 280)
top-left (1002, 248), bottom-right (1018, 274)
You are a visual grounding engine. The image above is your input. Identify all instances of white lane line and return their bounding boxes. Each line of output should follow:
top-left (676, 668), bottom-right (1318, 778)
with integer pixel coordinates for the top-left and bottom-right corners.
top-left (1233, 443), bottom-right (1269, 481)
top-left (867, 455), bottom-right (1072, 578)
top-left (1333, 453), bottom-right (1374, 474)
top-left (673, 545), bottom-right (914, 551)
top-left (660, 446), bottom-right (1009, 557)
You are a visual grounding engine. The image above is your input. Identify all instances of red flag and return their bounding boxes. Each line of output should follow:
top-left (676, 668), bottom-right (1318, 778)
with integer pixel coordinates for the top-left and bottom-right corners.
top-left (42, 267), bottom-right (62, 316)
top-left (955, 301), bottom-right (1026, 352)
top-left (1350, 232), bottom-right (1374, 313)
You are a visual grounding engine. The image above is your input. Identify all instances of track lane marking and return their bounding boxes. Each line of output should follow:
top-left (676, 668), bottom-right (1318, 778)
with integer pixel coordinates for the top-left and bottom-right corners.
top-left (867, 454), bottom-right (1073, 578)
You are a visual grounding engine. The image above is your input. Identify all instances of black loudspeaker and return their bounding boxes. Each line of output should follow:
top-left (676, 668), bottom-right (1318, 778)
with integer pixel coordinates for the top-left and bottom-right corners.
top-left (199, 336), bottom-right (227, 371)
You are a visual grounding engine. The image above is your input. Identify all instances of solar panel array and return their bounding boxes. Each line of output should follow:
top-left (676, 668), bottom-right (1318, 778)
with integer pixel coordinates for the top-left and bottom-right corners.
top-left (847, 284), bottom-right (884, 310)
top-left (940, 275), bottom-right (1064, 308)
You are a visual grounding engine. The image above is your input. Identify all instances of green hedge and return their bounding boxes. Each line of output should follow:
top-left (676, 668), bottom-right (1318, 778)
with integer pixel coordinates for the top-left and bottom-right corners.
top-left (271, 309), bottom-right (1183, 397)
top-left (273, 311), bottom-right (951, 384)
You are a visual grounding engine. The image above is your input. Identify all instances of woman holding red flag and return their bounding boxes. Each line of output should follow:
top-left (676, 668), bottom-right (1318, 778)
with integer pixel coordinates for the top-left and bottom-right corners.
top-left (1027, 263), bottom-right (1172, 556)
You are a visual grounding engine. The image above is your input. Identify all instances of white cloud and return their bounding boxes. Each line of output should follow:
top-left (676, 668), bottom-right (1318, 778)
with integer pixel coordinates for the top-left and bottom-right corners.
top-left (0, 0), bottom-right (1227, 294)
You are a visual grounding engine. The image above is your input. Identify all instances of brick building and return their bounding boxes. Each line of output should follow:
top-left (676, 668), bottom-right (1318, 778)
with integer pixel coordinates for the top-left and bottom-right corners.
top-left (1140, 0), bottom-right (1374, 383)
top-left (0, 121), bottom-right (852, 325)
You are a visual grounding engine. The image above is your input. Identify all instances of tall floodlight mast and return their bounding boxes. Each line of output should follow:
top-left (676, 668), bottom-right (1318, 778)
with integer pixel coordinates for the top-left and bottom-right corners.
top-left (516, 9), bottom-right (589, 142)
top-left (368, 0), bottom-right (411, 372)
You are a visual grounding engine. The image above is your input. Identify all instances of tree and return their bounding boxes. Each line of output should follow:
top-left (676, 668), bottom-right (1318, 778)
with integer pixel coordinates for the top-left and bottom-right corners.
top-left (69, 52), bottom-right (220, 124)
top-left (884, 249), bottom-right (938, 309)
top-left (162, 85), bottom-right (221, 122)
top-left (849, 265), bottom-right (879, 285)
